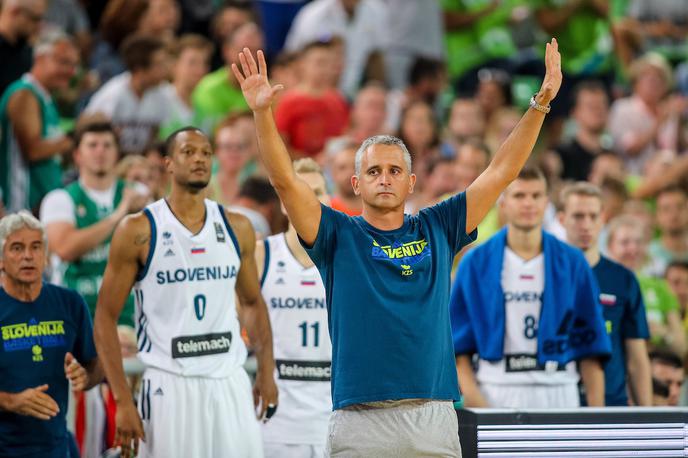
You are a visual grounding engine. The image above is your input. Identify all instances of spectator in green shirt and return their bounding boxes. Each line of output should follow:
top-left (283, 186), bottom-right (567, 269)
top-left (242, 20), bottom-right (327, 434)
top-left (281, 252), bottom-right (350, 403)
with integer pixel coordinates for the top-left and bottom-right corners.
top-left (192, 22), bottom-right (261, 133)
top-left (607, 214), bottom-right (686, 357)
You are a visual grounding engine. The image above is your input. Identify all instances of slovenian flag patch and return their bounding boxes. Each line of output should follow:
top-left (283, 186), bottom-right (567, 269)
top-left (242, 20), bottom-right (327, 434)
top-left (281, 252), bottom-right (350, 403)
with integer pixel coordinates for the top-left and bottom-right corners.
top-left (191, 247), bottom-right (206, 254)
top-left (301, 280), bottom-right (316, 286)
top-left (600, 293), bottom-right (617, 306)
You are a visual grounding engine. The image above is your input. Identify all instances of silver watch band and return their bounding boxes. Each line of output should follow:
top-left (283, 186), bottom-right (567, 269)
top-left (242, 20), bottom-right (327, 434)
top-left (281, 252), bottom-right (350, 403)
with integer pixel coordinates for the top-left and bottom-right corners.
top-left (529, 94), bottom-right (551, 114)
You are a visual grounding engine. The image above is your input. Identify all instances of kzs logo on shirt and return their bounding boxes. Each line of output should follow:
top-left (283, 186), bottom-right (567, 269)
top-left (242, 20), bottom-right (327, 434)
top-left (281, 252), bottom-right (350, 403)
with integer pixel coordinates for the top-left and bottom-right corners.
top-left (370, 239), bottom-right (431, 276)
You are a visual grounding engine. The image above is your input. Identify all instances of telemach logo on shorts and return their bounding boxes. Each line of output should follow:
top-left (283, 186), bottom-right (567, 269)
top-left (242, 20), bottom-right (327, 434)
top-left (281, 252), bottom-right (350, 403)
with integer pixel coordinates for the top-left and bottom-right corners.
top-left (171, 332), bottom-right (232, 358)
top-left (276, 359), bottom-right (331, 382)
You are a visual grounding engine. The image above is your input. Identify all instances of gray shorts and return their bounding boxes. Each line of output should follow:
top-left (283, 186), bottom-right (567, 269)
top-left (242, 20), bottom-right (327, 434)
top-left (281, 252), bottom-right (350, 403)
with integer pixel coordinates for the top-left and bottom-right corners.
top-left (325, 400), bottom-right (462, 457)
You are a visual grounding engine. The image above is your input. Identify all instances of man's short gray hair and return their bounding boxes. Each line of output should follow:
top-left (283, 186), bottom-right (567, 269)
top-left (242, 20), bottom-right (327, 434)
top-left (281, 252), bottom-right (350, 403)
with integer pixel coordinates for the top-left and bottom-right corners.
top-left (34, 29), bottom-right (72, 58)
top-left (0, 211), bottom-right (47, 259)
top-left (354, 135), bottom-right (412, 176)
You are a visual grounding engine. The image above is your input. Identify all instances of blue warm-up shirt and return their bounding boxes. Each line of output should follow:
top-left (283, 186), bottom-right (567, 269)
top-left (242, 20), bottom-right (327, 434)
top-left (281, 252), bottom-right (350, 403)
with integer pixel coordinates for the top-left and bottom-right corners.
top-left (302, 193), bottom-right (476, 409)
top-left (0, 283), bottom-right (97, 458)
top-left (592, 256), bottom-right (649, 406)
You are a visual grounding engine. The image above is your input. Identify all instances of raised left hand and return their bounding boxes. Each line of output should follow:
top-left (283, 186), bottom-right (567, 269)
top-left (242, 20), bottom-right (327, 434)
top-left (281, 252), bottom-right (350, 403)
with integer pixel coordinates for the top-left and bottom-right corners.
top-left (537, 38), bottom-right (562, 105)
top-left (253, 368), bottom-right (278, 422)
top-left (64, 352), bottom-right (88, 392)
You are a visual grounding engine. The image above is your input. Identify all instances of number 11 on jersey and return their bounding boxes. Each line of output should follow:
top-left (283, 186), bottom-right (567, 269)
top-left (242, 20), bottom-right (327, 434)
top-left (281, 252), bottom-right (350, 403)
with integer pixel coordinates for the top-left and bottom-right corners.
top-left (299, 321), bottom-right (320, 347)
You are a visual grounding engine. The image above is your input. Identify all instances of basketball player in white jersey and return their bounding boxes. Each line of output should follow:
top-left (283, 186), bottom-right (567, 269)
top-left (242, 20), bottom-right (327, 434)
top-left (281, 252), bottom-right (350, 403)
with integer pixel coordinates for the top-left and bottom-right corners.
top-left (256, 158), bottom-right (332, 458)
top-left (93, 127), bottom-right (277, 458)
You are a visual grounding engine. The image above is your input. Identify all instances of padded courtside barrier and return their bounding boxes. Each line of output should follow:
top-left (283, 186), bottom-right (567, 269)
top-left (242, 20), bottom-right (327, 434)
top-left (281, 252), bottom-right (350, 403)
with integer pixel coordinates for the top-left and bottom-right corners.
top-left (458, 407), bottom-right (688, 457)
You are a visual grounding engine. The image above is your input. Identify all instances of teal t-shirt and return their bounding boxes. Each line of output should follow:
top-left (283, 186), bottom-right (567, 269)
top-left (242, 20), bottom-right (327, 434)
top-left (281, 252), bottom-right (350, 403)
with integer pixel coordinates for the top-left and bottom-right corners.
top-left (302, 193), bottom-right (477, 409)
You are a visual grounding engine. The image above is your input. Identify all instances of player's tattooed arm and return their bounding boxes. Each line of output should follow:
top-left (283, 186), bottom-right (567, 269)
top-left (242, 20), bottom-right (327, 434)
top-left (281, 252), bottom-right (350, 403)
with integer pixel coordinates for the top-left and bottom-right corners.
top-left (228, 211), bottom-right (278, 421)
top-left (94, 213), bottom-right (149, 456)
top-left (233, 47), bottom-right (322, 246)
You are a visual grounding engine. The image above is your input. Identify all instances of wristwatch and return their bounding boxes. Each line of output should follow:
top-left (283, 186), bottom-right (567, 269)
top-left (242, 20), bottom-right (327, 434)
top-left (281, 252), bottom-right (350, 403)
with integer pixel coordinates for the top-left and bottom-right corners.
top-left (529, 93), bottom-right (551, 114)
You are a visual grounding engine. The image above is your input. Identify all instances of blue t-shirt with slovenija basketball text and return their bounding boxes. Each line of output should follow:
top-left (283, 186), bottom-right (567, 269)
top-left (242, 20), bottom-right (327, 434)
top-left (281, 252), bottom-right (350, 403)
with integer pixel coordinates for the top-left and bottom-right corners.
top-left (592, 256), bottom-right (649, 406)
top-left (301, 192), bottom-right (477, 409)
top-left (0, 283), bottom-right (97, 458)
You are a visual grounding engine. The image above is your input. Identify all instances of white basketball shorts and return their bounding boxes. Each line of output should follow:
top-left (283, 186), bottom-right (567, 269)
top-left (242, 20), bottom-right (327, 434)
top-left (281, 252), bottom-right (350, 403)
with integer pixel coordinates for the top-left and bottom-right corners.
top-left (136, 367), bottom-right (262, 458)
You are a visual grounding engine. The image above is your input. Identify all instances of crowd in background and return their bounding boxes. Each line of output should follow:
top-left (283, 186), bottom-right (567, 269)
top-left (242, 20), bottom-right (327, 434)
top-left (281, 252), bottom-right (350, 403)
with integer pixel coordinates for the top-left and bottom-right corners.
top-left (1, 0), bottom-right (688, 413)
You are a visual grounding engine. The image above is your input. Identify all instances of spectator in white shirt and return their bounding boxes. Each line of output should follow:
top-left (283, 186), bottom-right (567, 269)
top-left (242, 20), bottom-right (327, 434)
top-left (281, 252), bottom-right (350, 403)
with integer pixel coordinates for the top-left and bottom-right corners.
top-left (284, 0), bottom-right (387, 99)
top-left (85, 34), bottom-right (171, 155)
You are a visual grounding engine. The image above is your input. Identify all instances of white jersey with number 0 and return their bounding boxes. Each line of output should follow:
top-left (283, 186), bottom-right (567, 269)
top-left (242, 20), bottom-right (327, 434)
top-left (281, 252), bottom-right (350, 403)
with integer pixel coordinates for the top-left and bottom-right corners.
top-left (260, 233), bottom-right (332, 446)
top-left (133, 198), bottom-right (246, 377)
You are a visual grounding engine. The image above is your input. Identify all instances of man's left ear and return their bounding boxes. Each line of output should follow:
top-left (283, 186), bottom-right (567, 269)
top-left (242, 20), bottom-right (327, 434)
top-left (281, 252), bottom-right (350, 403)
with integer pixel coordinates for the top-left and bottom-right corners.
top-left (408, 174), bottom-right (417, 194)
top-left (351, 175), bottom-right (360, 196)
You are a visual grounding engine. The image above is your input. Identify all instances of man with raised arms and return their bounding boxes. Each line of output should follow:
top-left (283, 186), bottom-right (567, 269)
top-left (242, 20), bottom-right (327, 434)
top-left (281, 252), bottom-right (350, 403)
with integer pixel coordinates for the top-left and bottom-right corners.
top-left (233, 40), bottom-right (561, 456)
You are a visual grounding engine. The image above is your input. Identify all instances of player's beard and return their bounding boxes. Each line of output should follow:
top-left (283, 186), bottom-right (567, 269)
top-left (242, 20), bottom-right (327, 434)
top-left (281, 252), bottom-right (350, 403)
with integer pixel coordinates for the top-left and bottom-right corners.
top-left (186, 178), bottom-right (210, 192)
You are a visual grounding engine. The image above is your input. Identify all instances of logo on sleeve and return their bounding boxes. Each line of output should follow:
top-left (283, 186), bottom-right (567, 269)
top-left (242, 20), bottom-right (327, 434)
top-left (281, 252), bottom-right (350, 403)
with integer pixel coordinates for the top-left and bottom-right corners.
top-left (214, 222), bottom-right (226, 243)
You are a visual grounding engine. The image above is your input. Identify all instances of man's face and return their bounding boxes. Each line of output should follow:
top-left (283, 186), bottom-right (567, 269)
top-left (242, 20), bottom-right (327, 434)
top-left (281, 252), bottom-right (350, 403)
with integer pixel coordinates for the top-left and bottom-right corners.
top-left (331, 147), bottom-right (357, 197)
top-left (140, 49), bottom-right (171, 89)
top-left (426, 162), bottom-right (457, 199)
top-left (166, 131), bottom-right (213, 191)
top-left (455, 145), bottom-right (488, 192)
top-left (352, 144), bottom-right (415, 211)
top-left (75, 132), bottom-right (119, 178)
top-left (652, 361), bottom-right (684, 406)
top-left (448, 100), bottom-right (485, 140)
top-left (174, 47), bottom-right (210, 89)
top-left (401, 103), bottom-right (435, 151)
top-left (224, 23), bottom-right (264, 67)
top-left (40, 41), bottom-right (79, 91)
top-left (352, 87), bottom-right (387, 134)
top-left (500, 178), bottom-right (548, 232)
top-left (214, 125), bottom-right (249, 175)
top-left (635, 67), bottom-right (668, 105)
top-left (1, 227), bottom-right (45, 286)
top-left (15, 0), bottom-right (46, 41)
top-left (574, 89), bottom-right (608, 133)
top-left (299, 47), bottom-right (335, 88)
top-left (560, 194), bottom-right (604, 251)
top-left (656, 191), bottom-right (688, 236)
top-left (608, 225), bottom-right (646, 271)
top-left (666, 266), bottom-right (688, 309)
top-left (214, 8), bottom-right (251, 41)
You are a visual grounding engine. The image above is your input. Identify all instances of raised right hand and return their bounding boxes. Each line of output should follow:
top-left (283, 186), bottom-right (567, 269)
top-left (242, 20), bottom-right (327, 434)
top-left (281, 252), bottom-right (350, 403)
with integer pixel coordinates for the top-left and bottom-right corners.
top-left (114, 400), bottom-right (145, 458)
top-left (231, 48), bottom-right (284, 112)
top-left (7, 384), bottom-right (59, 420)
